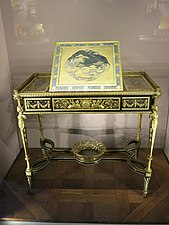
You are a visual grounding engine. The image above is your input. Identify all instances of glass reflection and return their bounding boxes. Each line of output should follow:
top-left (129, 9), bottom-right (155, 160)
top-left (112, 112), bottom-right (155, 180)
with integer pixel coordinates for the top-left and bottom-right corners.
top-left (11, 0), bottom-right (24, 11)
top-left (140, 0), bottom-right (169, 39)
top-left (10, 0), bottom-right (49, 44)
top-left (147, 0), bottom-right (159, 15)
top-left (153, 0), bottom-right (169, 37)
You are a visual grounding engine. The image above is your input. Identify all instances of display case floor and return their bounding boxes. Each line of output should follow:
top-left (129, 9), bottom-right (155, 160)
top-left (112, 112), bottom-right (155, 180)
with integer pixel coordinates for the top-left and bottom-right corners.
top-left (0, 148), bottom-right (169, 223)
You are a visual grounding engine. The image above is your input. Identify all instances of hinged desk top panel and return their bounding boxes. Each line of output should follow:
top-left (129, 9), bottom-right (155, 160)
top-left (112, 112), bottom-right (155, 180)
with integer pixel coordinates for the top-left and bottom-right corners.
top-left (49, 41), bottom-right (123, 92)
top-left (14, 71), bottom-right (161, 113)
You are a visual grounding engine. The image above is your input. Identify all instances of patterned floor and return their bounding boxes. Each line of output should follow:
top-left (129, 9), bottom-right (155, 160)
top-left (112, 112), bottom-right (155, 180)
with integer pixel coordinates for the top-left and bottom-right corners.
top-left (0, 148), bottom-right (169, 223)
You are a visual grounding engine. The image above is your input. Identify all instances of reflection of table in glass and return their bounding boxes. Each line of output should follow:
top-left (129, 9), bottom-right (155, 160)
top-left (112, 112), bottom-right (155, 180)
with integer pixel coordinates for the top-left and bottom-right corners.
top-left (13, 71), bottom-right (161, 197)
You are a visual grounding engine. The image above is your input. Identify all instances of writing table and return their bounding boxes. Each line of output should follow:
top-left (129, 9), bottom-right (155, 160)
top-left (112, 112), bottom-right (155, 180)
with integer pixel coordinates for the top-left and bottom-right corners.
top-left (14, 71), bottom-right (161, 197)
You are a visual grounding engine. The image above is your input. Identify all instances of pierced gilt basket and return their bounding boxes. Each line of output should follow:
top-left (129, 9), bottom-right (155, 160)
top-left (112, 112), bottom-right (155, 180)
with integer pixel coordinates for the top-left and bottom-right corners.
top-left (72, 139), bottom-right (106, 164)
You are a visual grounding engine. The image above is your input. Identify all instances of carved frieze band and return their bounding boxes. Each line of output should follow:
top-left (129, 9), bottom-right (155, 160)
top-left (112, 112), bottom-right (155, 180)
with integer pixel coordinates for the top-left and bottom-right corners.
top-left (24, 98), bottom-right (51, 111)
top-left (52, 98), bottom-right (120, 111)
top-left (122, 97), bottom-right (150, 110)
top-left (24, 97), bottom-right (150, 112)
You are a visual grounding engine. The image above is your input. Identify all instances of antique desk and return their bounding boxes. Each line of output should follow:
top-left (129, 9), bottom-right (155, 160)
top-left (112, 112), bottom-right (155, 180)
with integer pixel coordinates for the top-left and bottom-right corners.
top-left (14, 71), bottom-right (161, 197)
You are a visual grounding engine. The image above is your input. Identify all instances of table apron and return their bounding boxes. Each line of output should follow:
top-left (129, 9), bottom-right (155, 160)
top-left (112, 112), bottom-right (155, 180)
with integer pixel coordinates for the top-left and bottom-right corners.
top-left (23, 96), bottom-right (152, 113)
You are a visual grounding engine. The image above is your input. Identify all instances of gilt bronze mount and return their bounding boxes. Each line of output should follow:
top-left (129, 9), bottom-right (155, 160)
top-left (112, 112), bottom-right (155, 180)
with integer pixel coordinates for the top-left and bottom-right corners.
top-left (72, 139), bottom-right (106, 164)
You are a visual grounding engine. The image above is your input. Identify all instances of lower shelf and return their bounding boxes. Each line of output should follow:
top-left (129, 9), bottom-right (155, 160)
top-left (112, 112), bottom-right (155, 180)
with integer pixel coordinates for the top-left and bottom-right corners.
top-left (31, 138), bottom-right (147, 177)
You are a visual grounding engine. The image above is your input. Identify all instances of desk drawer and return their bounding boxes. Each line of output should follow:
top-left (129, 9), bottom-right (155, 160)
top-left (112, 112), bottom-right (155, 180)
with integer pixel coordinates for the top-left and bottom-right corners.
top-left (52, 97), bottom-right (121, 111)
top-left (122, 97), bottom-right (150, 110)
top-left (24, 98), bottom-right (51, 111)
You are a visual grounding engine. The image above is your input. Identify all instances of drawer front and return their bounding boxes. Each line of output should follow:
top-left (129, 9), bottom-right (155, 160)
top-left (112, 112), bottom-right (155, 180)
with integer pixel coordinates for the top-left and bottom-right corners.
top-left (23, 96), bottom-right (151, 112)
top-left (122, 97), bottom-right (150, 110)
top-left (52, 97), bottom-right (121, 111)
top-left (24, 98), bottom-right (51, 111)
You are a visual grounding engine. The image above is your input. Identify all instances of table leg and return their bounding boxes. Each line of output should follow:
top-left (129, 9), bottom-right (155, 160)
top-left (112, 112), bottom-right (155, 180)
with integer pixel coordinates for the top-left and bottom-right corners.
top-left (37, 114), bottom-right (46, 158)
top-left (135, 113), bottom-right (142, 158)
top-left (37, 113), bottom-right (54, 156)
top-left (143, 104), bottom-right (158, 197)
top-left (137, 113), bottom-right (142, 143)
top-left (15, 96), bottom-right (32, 190)
top-left (38, 113), bottom-right (44, 140)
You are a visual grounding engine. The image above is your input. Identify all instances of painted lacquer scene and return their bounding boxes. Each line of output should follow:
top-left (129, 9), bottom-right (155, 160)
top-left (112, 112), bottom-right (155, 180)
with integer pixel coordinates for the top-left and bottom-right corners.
top-left (50, 41), bottom-right (123, 91)
top-left (65, 49), bottom-right (110, 81)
